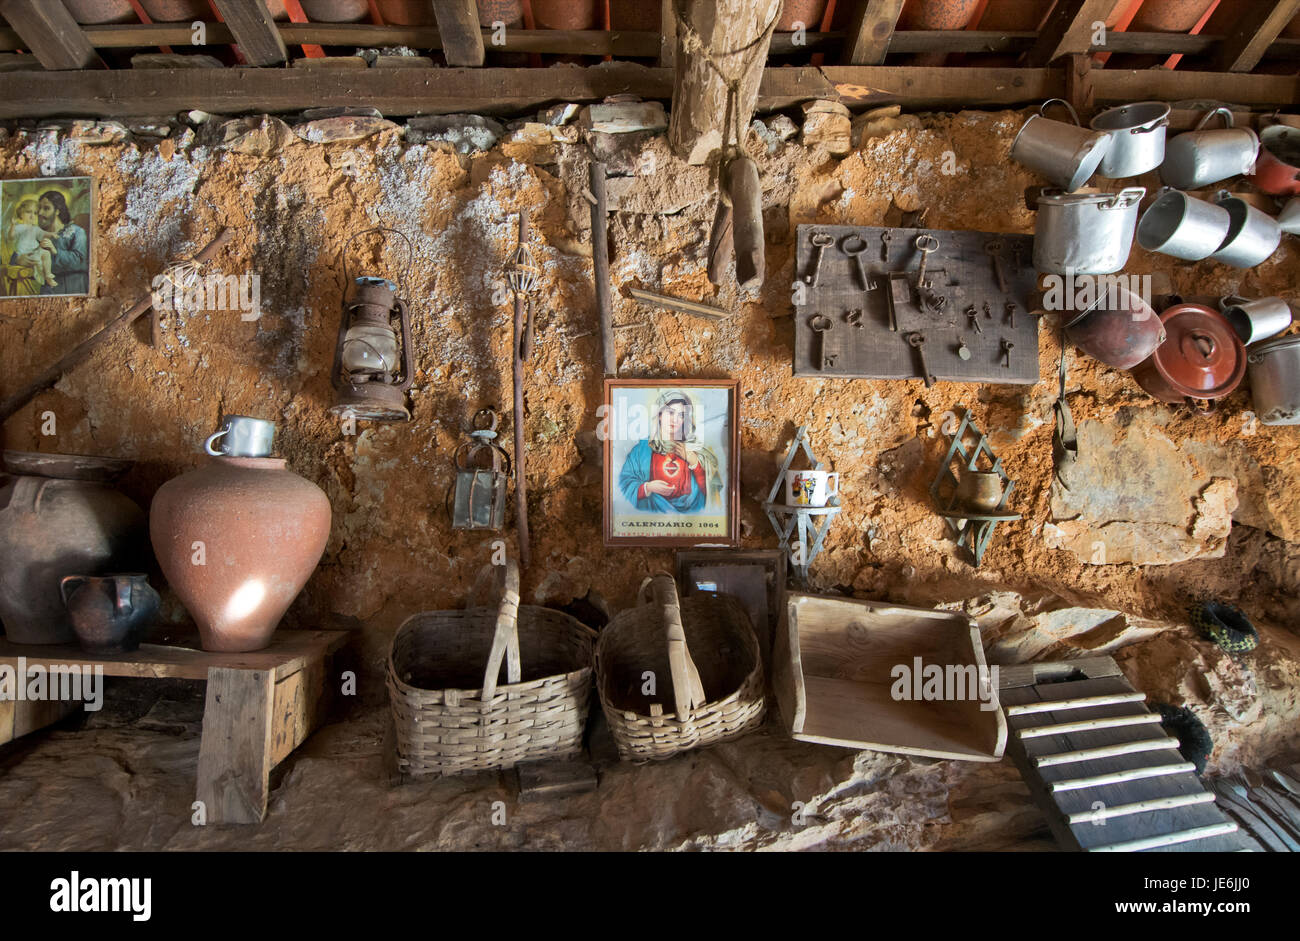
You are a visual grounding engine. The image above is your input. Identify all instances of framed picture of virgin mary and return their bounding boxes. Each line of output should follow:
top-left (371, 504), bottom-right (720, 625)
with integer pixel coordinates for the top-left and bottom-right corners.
top-left (602, 379), bottom-right (740, 547)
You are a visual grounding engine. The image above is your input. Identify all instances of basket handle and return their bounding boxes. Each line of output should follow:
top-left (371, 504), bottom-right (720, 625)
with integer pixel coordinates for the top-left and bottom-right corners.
top-left (639, 574), bottom-right (706, 721)
top-left (480, 557), bottom-right (522, 701)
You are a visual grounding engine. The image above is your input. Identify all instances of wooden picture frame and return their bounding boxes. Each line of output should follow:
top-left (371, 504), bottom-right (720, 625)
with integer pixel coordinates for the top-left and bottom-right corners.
top-left (602, 378), bottom-right (740, 547)
top-left (1, 176), bottom-right (95, 299)
top-left (676, 549), bottom-right (786, 668)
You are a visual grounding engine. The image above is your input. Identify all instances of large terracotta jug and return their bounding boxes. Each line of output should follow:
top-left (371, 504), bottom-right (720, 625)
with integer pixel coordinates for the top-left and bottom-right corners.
top-left (0, 462), bottom-right (147, 645)
top-left (149, 454), bottom-right (331, 652)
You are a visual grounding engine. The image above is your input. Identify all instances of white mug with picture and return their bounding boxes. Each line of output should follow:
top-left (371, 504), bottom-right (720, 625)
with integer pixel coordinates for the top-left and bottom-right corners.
top-left (786, 469), bottom-right (838, 507)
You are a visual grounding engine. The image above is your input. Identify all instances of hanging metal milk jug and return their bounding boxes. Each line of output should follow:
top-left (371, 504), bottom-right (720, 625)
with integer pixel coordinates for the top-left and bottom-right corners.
top-left (448, 409), bottom-right (510, 530)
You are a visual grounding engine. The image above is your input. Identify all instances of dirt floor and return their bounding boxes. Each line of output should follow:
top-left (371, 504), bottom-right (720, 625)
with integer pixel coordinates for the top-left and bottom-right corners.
top-left (1, 104), bottom-right (1298, 850)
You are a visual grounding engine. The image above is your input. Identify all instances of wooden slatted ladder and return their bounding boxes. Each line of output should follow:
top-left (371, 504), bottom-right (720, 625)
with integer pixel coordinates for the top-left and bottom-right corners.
top-left (998, 656), bottom-right (1247, 852)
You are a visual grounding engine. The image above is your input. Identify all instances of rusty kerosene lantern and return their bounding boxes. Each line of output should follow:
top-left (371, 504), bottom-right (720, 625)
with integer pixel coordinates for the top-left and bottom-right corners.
top-left (330, 228), bottom-right (415, 423)
top-left (447, 408), bottom-right (511, 531)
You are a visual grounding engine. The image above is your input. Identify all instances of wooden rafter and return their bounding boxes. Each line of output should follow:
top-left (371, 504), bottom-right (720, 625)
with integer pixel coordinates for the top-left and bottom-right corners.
top-left (842, 0), bottom-right (905, 65)
top-left (0, 0), bottom-right (102, 70)
top-left (0, 64), bottom-right (1295, 121)
top-left (658, 0), bottom-right (675, 68)
top-left (1024, 0), bottom-right (1115, 67)
top-left (432, 0), bottom-right (484, 67)
top-left (212, 0), bottom-right (287, 67)
top-left (1217, 0), bottom-right (1300, 72)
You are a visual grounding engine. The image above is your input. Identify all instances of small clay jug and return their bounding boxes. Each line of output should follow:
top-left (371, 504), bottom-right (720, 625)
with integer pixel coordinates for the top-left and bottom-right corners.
top-left (149, 437), bottom-right (331, 653)
top-left (956, 471), bottom-right (1005, 514)
top-left (61, 574), bottom-right (159, 654)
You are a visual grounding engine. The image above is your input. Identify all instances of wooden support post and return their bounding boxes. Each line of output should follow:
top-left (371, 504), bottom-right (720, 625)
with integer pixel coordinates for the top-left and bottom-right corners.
top-left (1025, 0), bottom-right (1114, 67)
top-left (1217, 0), bottom-right (1300, 72)
top-left (843, 0), bottom-right (905, 65)
top-left (588, 162), bottom-right (615, 376)
top-left (658, 0), bottom-right (676, 68)
top-left (432, 0), bottom-right (485, 67)
top-left (0, 0), bottom-right (102, 70)
top-left (196, 668), bottom-right (276, 825)
top-left (212, 0), bottom-right (288, 67)
top-left (668, 0), bottom-right (782, 165)
top-left (1064, 51), bottom-right (1094, 119)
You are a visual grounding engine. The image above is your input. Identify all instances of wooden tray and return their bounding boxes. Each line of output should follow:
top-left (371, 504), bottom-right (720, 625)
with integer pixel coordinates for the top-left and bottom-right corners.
top-left (773, 593), bottom-right (1007, 761)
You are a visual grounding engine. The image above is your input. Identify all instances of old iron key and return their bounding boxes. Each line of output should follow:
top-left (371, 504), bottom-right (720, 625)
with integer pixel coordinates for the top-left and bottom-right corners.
top-left (914, 234), bottom-right (939, 289)
top-left (1005, 301), bottom-right (1016, 328)
top-left (840, 234), bottom-right (873, 291)
top-left (880, 230), bottom-right (892, 262)
top-left (809, 313), bottom-right (833, 369)
top-left (906, 331), bottom-right (935, 388)
top-left (985, 238), bottom-right (1008, 294)
top-left (1000, 338), bottom-right (1015, 368)
top-left (805, 232), bottom-right (833, 286)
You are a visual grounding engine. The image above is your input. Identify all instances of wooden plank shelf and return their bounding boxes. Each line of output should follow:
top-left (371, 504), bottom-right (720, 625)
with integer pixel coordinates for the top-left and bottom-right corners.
top-left (0, 629), bottom-right (348, 825)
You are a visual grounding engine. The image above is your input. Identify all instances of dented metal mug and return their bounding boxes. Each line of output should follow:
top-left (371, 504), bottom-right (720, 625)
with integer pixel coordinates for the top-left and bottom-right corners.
top-left (1207, 190), bottom-right (1282, 268)
top-left (1160, 108), bottom-right (1260, 191)
top-left (204, 415), bottom-right (276, 458)
top-left (1136, 188), bottom-right (1232, 261)
top-left (1011, 99), bottom-right (1111, 193)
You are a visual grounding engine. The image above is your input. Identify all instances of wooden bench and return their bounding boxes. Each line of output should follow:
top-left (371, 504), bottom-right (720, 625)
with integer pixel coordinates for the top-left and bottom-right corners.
top-left (0, 629), bottom-right (348, 825)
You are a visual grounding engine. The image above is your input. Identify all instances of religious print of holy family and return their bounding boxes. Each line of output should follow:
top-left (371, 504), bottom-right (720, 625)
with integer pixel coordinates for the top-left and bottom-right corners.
top-left (1, 177), bottom-right (94, 300)
top-left (603, 379), bottom-right (740, 547)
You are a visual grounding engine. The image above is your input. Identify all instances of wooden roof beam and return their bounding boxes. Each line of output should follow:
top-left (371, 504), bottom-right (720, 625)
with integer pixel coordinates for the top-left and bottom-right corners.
top-left (843, 0), bottom-right (905, 65)
top-left (1217, 0), bottom-right (1300, 72)
top-left (212, 0), bottom-right (287, 67)
top-left (1025, 0), bottom-right (1115, 67)
top-left (432, 0), bottom-right (484, 67)
top-left (0, 0), bottom-right (102, 70)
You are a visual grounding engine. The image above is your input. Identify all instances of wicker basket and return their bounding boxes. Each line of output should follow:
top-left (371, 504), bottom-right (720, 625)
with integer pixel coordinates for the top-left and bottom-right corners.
top-left (596, 573), bottom-right (766, 761)
top-left (386, 558), bottom-right (596, 777)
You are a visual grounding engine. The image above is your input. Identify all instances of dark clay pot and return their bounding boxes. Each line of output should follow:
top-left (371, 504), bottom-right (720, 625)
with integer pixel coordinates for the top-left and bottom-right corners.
top-left (0, 468), bottom-right (147, 645)
top-left (62, 574), bottom-right (159, 653)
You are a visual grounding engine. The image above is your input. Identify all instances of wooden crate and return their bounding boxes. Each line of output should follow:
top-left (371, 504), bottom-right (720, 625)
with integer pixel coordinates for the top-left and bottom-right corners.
top-left (772, 593), bottom-right (1007, 762)
top-left (0, 629), bottom-right (347, 825)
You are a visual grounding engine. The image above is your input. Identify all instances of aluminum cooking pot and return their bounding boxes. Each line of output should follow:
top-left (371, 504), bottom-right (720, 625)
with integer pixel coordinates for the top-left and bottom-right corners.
top-left (1131, 303), bottom-right (1246, 413)
top-left (1090, 102), bottom-right (1170, 179)
top-left (1247, 333), bottom-right (1300, 425)
top-left (1136, 189), bottom-right (1232, 261)
top-left (1034, 187), bottom-right (1144, 274)
top-left (1011, 99), bottom-right (1110, 193)
top-left (1251, 124), bottom-right (1300, 196)
top-left (1160, 108), bottom-right (1259, 191)
top-left (1206, 190), bottom-right (1281, 268)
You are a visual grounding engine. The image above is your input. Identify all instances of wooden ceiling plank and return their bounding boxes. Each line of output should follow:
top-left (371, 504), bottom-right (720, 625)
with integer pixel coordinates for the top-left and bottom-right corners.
top-left (843, 0), bottom-right (905, 65)
top-left (432, 0), bottom-right (484, 67)
top-left (1217, 0), bottom-right (1300, 72)
top-left (0, 0), bottom-right (102, 70)
top-left (211, 0), bottom-right (287, 67)
top-left (1025, 0), bottom-right (1115, 67)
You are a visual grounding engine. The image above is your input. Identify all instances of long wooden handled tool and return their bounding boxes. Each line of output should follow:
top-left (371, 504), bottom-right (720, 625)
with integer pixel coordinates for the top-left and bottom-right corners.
top-left (0, 228), bottom-right (233, 425)
top-left (588, 161), bottom-right (615, 376)
top-left (511, 210), bottom-right (532, 569)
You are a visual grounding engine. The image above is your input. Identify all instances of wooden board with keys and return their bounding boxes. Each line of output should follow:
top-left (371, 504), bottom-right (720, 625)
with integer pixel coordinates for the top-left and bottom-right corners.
top-left (792, 224), bottom-right (1039, 384)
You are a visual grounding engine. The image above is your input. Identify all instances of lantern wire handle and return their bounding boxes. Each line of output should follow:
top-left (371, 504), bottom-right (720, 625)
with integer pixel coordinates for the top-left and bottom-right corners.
top-left (342, 226), bottom-right (415, 298)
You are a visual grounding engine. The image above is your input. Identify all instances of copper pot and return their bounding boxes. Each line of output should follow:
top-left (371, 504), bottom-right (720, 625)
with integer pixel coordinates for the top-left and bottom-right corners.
top-left (298, 0), bottom-right (369, 22)
top-left (1131, 304), bottom-right (1246, 412)
top-left (1065, 283), bottom-right (1165, 370)
top-left (1251, 125), bottom-right (1300, 196)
